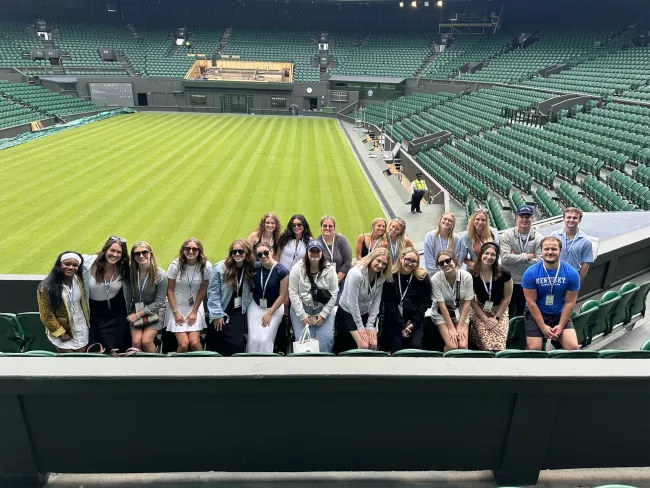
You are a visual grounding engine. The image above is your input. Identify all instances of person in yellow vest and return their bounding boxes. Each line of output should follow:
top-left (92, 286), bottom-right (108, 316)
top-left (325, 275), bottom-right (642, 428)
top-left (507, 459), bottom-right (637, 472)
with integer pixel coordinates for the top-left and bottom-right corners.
top-left (410, 173), bottom-right (428, 214)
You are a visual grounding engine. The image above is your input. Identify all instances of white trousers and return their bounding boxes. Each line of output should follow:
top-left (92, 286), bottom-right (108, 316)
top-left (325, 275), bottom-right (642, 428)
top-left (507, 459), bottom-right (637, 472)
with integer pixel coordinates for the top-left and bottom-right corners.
top-left (246, 301), bottom-right (285, 353)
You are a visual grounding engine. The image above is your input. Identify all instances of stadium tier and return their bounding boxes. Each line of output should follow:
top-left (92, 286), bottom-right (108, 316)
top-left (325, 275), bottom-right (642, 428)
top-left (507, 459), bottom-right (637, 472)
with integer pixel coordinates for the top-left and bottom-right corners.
top-left (0, 82), bottom-right (101, 117)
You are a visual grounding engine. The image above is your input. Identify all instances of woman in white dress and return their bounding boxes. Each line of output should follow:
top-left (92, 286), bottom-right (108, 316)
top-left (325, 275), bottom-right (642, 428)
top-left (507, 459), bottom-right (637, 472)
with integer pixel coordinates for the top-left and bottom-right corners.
top-left (37, 251), bottom-right (90, 353)
top-left (166, 238), bottom-right (212, 353)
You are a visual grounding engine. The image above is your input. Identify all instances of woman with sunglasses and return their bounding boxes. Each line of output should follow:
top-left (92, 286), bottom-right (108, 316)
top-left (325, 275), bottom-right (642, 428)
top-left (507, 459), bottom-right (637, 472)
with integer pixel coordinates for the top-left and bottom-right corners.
top-left (381, 247), bottom-right (432, 353)
top-left (315, 216), bottom-right (352, 303)
top-left (386, 217), bottom-right (415, 265)
top-left (289, 240), bottom-right (339, 353)
top-left (355, 217), bottom-right (388, 260)
top-left (430, 250), bottom-right (474, 352)
top-left (469, 243), bottom-right (512, 351)
top-left (37, 251), bottom-right (90, 353)
top-left (335, 247), bottom-right (392, 352)
top-left (247, 212), bottom-right (281, 256)
top-left (277, 214), bottom-right (313, 271)
top-left (424, 212), bottom-right (462, 277)
top-left (165, 238), bottom-right (212, 352)
top-left (247, 241), bottom-right (289, 353)
top-left (127, 241), bottom-right (168, 353)
top-left (82, 236), bottom-right (132, 352)
top-left (460, 210), bottom-right (500, 272)
top-left (206, 239), bottom-right (256, 356)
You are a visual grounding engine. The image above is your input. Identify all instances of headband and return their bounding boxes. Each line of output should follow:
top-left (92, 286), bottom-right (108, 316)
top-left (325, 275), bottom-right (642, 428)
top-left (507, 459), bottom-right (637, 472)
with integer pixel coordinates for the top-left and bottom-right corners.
top-left (60, 252), bottom-right (82, 264)
top-left (480, 241), bottom-right (500, 253)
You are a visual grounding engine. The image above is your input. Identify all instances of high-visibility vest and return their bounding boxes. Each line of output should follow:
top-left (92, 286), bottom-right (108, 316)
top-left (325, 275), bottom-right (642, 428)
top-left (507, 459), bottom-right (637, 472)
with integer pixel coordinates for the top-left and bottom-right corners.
top-left (414, 179), bottom-right (426, 191)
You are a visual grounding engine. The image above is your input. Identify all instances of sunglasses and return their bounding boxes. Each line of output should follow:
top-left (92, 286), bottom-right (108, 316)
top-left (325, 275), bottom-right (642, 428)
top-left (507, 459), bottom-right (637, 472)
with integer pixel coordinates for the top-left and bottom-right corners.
top-left (231, 249), bottom-right (246, 256)
top-left (109, 235), bottom-right (127, 243)
top-left (437, 258), bottom-right (453, 267)
top-left (256, 250), bottom-right (271, 258)
top-left (184, 246), bottom-right (200, 253)
top-left (403, 257), bottom-right (419, 265)
top-left (133, 250), bottom-right (150, 257)
top-left (322, 224), bottom-right (334, 229)
top-left (292, 222), bottom-right (304, 228)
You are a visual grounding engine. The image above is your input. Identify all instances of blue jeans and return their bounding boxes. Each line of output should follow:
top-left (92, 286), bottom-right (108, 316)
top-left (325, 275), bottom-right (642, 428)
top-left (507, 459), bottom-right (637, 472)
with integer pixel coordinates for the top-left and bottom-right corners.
top-left (290, 305), bottom-right (335, 353)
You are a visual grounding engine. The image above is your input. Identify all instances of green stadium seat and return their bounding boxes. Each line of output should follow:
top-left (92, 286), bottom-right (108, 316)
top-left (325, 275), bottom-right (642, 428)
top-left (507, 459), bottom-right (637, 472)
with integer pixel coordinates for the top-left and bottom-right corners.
top-left (232, 352), bottom-right (282, 357)
top-left (627, 280), bottom-right (650, 320)
top-left (339, 350), bottom-right (390, 357)
top-left (0, 313), bottom-right (23, 353)
top-left (593, 292), bottom-right (621, 339)
top-left (547, 350), bottom-right (599, 358)
top-left (598, 350), bottom-right (650, 359)
top-left (16, 312), bottom-right (56, 353)
top-left (443, 350), bottom-right (496, 358)
top-left (570, 305), bottom-right (599, 347)
top-left (506, 316), bottom-right (526, 350)
top-left (392, 349), bottom-right (443, 357)
top-left (288, 352), bottom-right (336, 357)
top-left (611, 282), bottom-right (639, 329)
top-left (495, 350), bottom-right (548, 358)
top-left (169, 351), bottom-right (222, 357)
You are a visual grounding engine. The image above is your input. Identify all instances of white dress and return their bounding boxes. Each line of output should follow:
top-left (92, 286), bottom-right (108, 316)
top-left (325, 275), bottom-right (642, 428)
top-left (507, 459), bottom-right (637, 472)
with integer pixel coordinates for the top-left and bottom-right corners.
top-left (48, 281), bottom-right (89, 350)
top-left (165, 260), bottom-right (212, 333)
top-left (279, 239), bottom-right (306, 271)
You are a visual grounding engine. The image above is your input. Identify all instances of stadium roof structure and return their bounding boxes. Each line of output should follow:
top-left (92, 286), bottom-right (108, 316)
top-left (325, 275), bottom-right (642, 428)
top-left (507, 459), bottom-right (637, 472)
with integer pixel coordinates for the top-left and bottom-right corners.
top-left (39, 77), bottom-right (80, 83)
top-left (329, 75), bottom-right (406, 84)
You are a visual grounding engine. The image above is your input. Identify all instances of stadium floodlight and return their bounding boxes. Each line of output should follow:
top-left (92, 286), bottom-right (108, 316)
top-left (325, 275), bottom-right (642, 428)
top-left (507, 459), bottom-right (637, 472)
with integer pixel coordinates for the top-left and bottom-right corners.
top-left (399, 1), bottom-right (404, 6)
top-left (106, 2), bottom-right (118, 12)
top-left (436, 0), bottom-right (443, 6)
top-left (411, 1), bottom-right (417, 6)
top-left (424, 1), bottom-right (429, 6)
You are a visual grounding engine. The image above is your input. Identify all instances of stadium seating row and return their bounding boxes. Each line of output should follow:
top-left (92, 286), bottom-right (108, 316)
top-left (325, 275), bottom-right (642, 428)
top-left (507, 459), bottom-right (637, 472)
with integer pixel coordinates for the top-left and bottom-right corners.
top-left (0, 82), bottom-right (101, 117)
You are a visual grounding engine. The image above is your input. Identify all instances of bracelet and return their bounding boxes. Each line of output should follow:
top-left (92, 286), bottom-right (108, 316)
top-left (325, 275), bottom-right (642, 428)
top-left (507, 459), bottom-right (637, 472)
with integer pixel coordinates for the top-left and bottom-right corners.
top-left (172, 309), bottom-right (179, 314)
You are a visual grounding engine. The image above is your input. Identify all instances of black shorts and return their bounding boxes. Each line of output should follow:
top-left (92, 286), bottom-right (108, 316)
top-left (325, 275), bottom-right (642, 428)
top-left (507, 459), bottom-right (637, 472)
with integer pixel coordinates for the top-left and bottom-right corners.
top-left (524, 310), bottom-right (574, 338)
top-left (337, 306), bottom-right (369, 333)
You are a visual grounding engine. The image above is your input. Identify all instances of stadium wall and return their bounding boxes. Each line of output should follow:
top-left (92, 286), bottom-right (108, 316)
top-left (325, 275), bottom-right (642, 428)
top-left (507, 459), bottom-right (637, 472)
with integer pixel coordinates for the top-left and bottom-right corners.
top-left (0, 70), bottom-right (27, 83)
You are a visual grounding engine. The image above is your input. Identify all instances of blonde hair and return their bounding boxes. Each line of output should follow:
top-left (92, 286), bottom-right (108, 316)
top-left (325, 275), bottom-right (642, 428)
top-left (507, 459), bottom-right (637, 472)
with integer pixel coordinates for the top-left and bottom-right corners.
top-left (368, 217), bottom-right (388, 247)
top-left (356, 247), bottom-right (393, 281)
top-left (388, 217), bottom-right (409, 256)
top-left (467, 210), bottom-right (494, 243)
top-left (393, 247), bottom-right (428, 280)
top-left (435, 212), bottom-right (457, 252)
top-left (320, 215), bottom-right (336, 228)
top-left (129, 240), bottom-right (160, 293)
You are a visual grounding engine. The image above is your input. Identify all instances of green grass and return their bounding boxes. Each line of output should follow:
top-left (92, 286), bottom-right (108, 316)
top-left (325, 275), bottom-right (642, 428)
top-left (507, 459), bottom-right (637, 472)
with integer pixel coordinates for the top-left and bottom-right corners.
top-left (0, 112), bottom-right (383, 274)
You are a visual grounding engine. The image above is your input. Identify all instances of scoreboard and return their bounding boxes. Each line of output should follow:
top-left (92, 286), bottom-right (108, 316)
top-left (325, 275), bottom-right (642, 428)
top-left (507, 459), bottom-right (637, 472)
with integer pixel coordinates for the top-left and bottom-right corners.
top-left (88, 82), bottom-right (134, 107)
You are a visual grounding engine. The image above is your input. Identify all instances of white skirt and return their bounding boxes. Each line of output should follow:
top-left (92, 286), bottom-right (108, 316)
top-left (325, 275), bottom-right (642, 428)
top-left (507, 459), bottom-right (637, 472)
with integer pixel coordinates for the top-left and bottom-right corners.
top-left (165, 301), bottom-right (207, 333)
top-left (246, 301), bottom-right (284, 353)
top-left (48, 305), bottom-right (89, 350)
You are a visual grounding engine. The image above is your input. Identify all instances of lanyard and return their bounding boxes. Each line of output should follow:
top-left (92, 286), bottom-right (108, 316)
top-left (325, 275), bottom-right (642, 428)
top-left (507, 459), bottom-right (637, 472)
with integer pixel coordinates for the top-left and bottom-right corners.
top-left (185, 265), bottom-right (198, 296)
top-left (482, 273), bottom-right (493, 301)
top-left (543, 263), bottom-right (561, 294)
top-left (398, 273), bottom-right (412, 305)
top-left (260, 263), bottom-right (277, 299)
top-left (293, 239), bottom-right (302, 260)
top-left (368, 276), bottom-right (378, 297)
top-left (518, 232), bottom-right (531, 253)
top-left (64, 278), bottom-right (76, 314)
top-left (236, 268), bottom-right (244, 297)
top-left (103, 269), bottom-right (114, 301)
top-left (137, 269), bottom-right (149, 303)
top-left (369, 237), bottom-right (380, 253)
top-left (564, 235), bottom-right (577, 254)
top-left (323, 235), bottom-right (335, 261)
top-left (446, 272), bottom-right (459, 307)
top-left (389, 237), bottom-right (399, 262)
top-left (437, 234), bottom-right (449, 254)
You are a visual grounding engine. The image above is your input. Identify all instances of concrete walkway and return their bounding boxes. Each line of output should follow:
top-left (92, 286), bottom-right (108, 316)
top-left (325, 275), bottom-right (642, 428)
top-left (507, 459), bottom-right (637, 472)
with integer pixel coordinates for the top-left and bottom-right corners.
top-left (339, 120), bottom-right (444, 249)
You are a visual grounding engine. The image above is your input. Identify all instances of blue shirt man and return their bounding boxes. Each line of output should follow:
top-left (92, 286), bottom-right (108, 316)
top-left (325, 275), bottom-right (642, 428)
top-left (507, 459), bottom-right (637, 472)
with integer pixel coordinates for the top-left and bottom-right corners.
top-left (522, 236), bottom-right (581, 351)
top-left (550, 207), bottom-right (593, 282)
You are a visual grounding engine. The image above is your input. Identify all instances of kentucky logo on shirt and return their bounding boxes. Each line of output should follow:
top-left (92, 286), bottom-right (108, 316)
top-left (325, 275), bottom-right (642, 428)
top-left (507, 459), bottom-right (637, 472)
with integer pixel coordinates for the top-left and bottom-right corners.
top-left (535, 277), bottom-right (567, 285)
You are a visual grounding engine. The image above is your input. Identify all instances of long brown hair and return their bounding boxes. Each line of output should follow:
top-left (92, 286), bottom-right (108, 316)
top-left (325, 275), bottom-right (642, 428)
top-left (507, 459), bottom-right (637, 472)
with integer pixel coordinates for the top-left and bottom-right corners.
top-left (224, 239), bottom-right (256, 288)
top-left (177, 237), bottom-right (207, 274)
top-left (472, 242), bottom-right (502, 280)
top-left (129, 241), bottom-right (159, 293)
top-left (254, 212), bottom-right (281, 247)
top-left (94, 236), bottom-right (130, 282)
top-left (302, 244), bottom-right (328, 273)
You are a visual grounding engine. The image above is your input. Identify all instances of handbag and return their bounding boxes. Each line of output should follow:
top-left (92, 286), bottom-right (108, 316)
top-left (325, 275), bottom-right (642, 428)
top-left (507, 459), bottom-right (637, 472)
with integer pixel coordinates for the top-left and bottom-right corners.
top-left (293, 324), bottom-right (320, 353)
top-left (306, 271), bottom-right (333, 305)
top-left (133, 313), bottom-right (159, 328)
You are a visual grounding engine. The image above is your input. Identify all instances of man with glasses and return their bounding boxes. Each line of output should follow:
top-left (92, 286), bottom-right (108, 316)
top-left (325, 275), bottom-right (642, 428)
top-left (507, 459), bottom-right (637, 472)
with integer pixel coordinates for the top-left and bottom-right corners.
top-left (522, 237), bottom-right (580, 350)
top-left (500, 205), bottom-right (543, 317)
top-left (550, 207), bottom-right (593, 283)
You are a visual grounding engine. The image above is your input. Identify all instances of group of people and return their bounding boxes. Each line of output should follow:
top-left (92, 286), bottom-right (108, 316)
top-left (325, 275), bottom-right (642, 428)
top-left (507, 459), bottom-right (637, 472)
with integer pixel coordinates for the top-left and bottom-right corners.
top-left (37, 206), bottom-right (593, 355)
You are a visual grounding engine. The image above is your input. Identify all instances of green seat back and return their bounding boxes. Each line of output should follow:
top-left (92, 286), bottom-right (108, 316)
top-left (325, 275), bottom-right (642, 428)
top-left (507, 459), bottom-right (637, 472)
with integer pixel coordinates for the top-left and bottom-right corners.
top-left (288, 352), bottom-right (336, 357)
top-left (620, 281), bottom-right (638, 293)
top-left (612, 285), bottom-right (639, 327)
top-left (571, 307), bottom-right (599, 347)
top-left (443, 350), bottom-right (495, 358)
top-left (16, 312), bottom-right (57, 353)
top-left (548, 350), bottom-right (599, 358)
top-left (169, 351), bottom-right (222, 357)
top-left (232, 352), bottom-right (282, 357)
top-left (641, 340), bottom-right (650, 351)
top-left (580, 299), bottom-right (600, 312)
top-left (598, 350), bottom-right (650, 359)
top-left (495, 350), bottom-right (548, 358)
top-left (600, 291), bottom-right (619, 303)
top-left (506, 316), bottom-right (526, 350)
top-left (339, 350), bottom-right (390, 357)
top-left (628, 280), bottom-right (650, 319)
top-left (0, 313), bottom-right (23, 353)
top-left (1, 351), bottom-right (57, 357)
top-left (57, 352), bottom-right (109, 357)
top-left (392, 349), bottom-right (443, 357)
top-left (593, 295), bottom-right (620, 339)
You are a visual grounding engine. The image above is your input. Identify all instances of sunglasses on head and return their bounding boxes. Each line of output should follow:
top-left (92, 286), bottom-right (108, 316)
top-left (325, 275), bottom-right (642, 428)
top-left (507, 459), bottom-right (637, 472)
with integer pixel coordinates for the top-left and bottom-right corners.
top-left (438, 258), bottom-right (453, 267)
top-left (184, 246), bottom-right (200, 253)
top-left (231, 249), bottom-right (246, 256)
top-left (109, 235), bottom-right (127, 243)
top-left (256, 250), bottom-right (271, 258)
top-left (133, 250), bottom-right (150, 257)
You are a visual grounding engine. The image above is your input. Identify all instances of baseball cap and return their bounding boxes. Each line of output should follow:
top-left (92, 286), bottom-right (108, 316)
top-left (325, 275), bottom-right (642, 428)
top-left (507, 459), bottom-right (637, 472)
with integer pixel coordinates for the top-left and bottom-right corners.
top-left (307, 240), bottom-right (323, 251)
top-left (516, 205), bottom-right (534, 216)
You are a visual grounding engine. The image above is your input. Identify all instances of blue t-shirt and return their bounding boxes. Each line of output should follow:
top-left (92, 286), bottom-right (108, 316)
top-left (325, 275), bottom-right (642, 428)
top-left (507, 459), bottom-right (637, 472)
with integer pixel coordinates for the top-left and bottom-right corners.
top-left (522, 261), bottom-right (580, 315)
top-left (253, 262), bottom-right (289, 306)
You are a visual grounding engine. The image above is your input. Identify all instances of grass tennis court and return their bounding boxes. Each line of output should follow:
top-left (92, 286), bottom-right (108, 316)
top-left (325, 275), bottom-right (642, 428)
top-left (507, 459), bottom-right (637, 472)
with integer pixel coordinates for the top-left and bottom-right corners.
top-left (0, 112), bottom-right (383, 274)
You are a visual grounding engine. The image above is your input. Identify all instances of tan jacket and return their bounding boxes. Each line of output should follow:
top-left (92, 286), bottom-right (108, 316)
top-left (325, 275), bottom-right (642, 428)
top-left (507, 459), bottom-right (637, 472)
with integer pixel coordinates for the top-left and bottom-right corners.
top-left (37, 276), bottom-right (90, 338)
